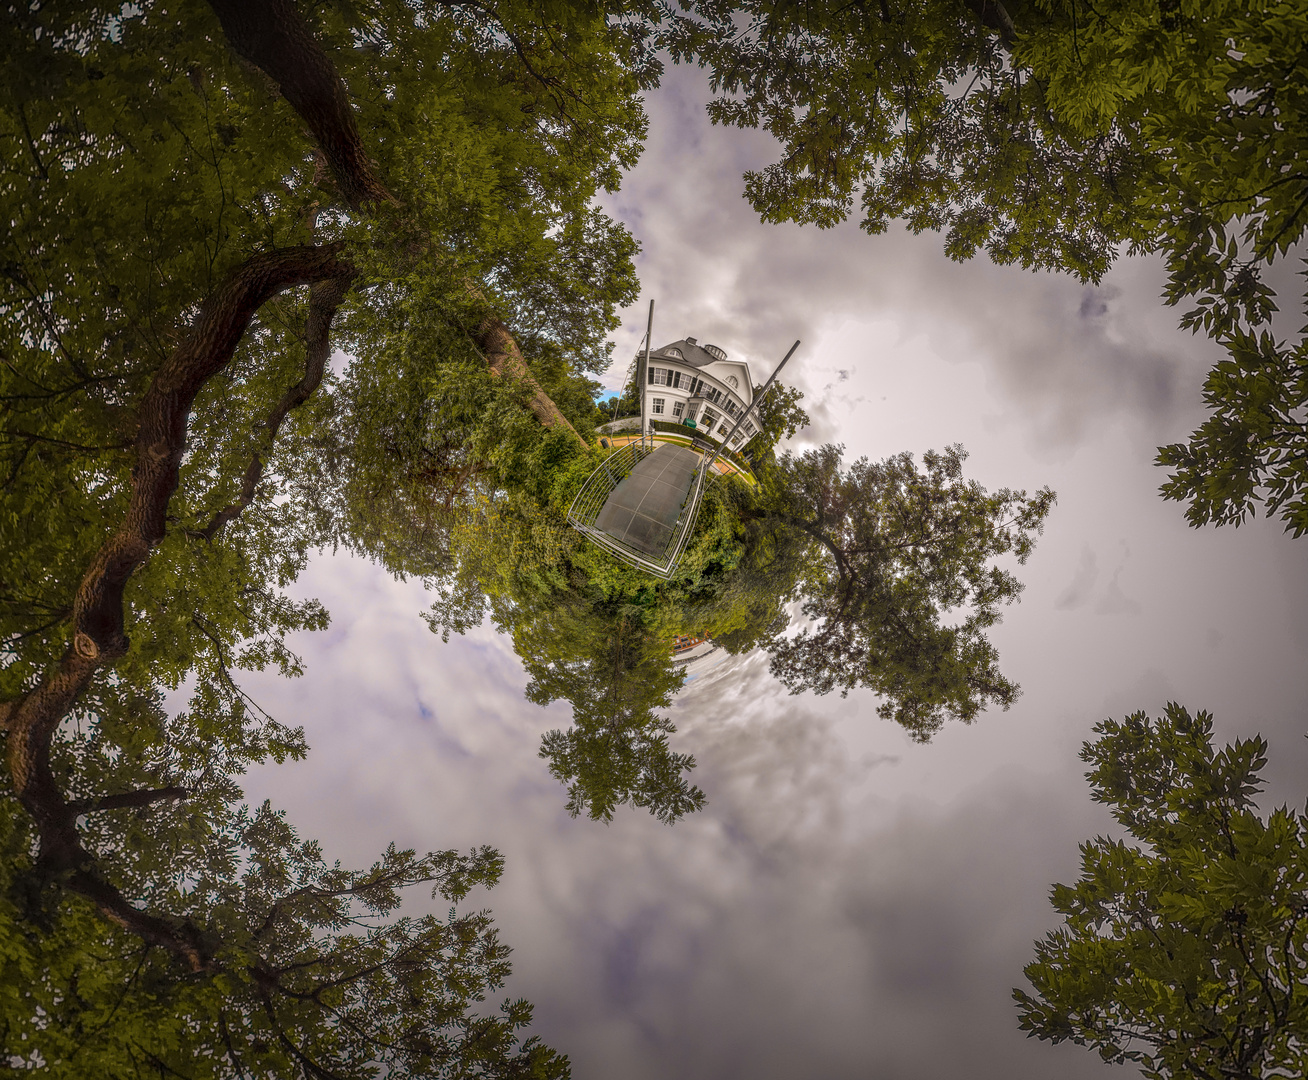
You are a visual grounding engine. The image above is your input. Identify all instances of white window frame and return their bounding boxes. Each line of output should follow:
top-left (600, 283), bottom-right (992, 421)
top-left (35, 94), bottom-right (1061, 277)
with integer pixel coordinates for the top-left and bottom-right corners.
top-left (672, 401), bottom-right (684, 419)
top-left (652, 397), bottom-right (665, 415)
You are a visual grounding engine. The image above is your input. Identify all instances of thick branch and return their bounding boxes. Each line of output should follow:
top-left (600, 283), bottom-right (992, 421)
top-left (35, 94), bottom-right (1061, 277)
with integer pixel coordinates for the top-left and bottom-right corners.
top-left (965, 0), bottom-right (1016, 48)
top-left (756, 509), bottom-right (853, 580)
top-left (68, 867), bottom-right (212, 972)
top-left (473, 315), bottom-right (587, 448)
top-left (69, 786), bottom-right (191, 815)
top-left (206, 1), bottom-right (585, 450)
top-left (5, 244), bottom-right (352, 970)
top-left (202, 271), bottom-right (355, 538)
top-left (206, 0), bottom-right (393, 209)
top-left (15, 101), bottom-right (49, 181)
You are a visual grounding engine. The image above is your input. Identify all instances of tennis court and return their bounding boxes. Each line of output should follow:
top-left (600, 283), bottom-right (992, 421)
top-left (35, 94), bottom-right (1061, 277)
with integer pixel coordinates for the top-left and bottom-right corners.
top-left (593, 443), bottom-right (701, 557)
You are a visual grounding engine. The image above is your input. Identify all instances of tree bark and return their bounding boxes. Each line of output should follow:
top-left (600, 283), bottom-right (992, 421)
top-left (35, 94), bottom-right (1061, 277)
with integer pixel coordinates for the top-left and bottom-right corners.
top-left (965, 0), bottom-right (1016, 47)
top-left (202, 271), bottom-right (356, 539)
top-left (474, 316), bottom-right (587, 448)
top-left (205, 0), bottom-right (588, 449)
top-left (3, 244), bottom-right (352, 971)
top-left (206, 0), bottom-right (393, 209)
top-left (0, 0), bottom-right (593, 970)
top-left (69, 786), bottom-right (191, 815)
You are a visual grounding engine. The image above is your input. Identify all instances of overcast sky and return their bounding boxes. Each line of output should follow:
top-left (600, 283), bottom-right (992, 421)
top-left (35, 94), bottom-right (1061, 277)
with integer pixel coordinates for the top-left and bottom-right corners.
top-left (242, 67), bottom-right (1308, 1079)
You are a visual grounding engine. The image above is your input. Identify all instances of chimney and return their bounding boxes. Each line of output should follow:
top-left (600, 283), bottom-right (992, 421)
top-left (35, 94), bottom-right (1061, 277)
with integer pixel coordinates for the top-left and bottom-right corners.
top-left (686, 336), bottom-right (697, 345)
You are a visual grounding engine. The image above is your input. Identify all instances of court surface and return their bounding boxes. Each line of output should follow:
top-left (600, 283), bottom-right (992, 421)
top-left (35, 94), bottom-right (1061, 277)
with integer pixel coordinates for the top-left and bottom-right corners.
top-left (593, 444), bottom-right (701, 557)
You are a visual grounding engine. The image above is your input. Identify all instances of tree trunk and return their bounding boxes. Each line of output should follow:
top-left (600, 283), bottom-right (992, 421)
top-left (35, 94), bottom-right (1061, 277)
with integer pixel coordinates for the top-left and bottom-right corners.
top-left (207, 0), bottom-right (393, 209)
top-left (206, 0), bottom-right (589, 450)
top-left (474, 316), bottom-right (587, 448)
top-left (3, 244), bottom-right (353, 972)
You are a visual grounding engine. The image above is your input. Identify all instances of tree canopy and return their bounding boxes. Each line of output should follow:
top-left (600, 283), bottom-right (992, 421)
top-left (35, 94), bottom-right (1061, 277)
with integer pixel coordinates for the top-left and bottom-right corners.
top-left (1016, 706), bottom-right (1308, 1079)
top-left (1, 0), bottom-right (653, 1069)
top-left (1, 0), bottom-right (1062, 1068)
top-left (740, 444), bottom-right (1054, 740)
top-left (671, 0), bottom-right (1308, 535)
top-left (414, 369), bottom-right (1054, 793)
top-left (0, 796), bottom-right (566, 1077)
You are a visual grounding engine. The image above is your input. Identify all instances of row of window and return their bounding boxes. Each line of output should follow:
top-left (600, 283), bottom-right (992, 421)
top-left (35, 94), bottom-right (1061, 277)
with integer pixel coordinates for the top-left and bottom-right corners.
top-left (647, 366), bottom-right (743, 416)
top-left (650, 398), bottom-right (758, 445)
top-left (650, 397), bottom-right (685, 419)
top-left (648, 366), bottom-right (682, 387)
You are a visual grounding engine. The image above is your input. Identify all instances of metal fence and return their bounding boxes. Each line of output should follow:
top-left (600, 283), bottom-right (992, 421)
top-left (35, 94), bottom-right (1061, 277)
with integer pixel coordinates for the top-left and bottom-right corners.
top-left (566, 441), bottom-right (713, 580)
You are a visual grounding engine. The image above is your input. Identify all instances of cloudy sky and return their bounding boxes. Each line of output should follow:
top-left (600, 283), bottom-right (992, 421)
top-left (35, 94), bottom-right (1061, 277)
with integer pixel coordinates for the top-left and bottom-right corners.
top-left (242, 67), bottom-right (1308, 1078)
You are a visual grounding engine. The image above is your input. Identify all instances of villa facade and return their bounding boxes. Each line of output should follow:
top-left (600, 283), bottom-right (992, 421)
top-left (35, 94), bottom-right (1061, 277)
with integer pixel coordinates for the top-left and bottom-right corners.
top-left (640, 337), bottom-right (758, 449)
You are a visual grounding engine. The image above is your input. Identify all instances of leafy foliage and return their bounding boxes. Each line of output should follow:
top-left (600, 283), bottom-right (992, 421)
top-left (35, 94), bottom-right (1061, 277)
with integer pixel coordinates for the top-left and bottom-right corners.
top-left (670, 0), bottom-right (1308, 533)
top-left (529, 599), bottom-right (704, 825)
top-left (0, 0), bottom-right (659, 1069)
top-left (0, 0), bottom-right (1063, 1062)
top-left (417, 443), bottom-right (711, 826)
top-left (1158, 328), bottom-right (1308, 537)
top-left (741, 444), bottom-right (1054, 740)
top-left (0, 792), bottom-right (565, 1078)
top-left (741, 381), bottom-right (810, 464)
top-left (670, 0), bottom-right (1145, 277)
top-left (1016, 706), bottom-right (1308, 1079)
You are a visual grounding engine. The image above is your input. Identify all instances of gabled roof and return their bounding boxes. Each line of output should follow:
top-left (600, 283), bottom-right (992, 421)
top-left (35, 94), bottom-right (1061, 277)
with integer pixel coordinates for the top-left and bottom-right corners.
top-left (647, 337), bottom-right (728, 369)
top-left (699, 359), bottom-right (755, 401)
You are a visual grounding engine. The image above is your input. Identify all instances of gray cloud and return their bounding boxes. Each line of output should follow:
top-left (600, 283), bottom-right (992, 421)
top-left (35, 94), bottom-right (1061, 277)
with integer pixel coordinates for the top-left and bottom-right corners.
top-left (235, 516), bottom-right (1308, 1080)
top-left (1096, 569), bottom-right (1144, 616)
top-left (1095, 544), bottom-right (1143, 616)
top-left (240, 575), bottom-right (1116, 1079)
top-left (600, 67), bottom-right (1221, 452)
top-left (222, 61), bottom-right (1308, 1080)
top-left (1055, 545), bottom-right (1099, 610)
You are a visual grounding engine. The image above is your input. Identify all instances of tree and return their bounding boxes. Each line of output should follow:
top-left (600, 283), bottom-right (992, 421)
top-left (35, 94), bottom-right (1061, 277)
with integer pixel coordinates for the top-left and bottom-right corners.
top-left (1016, 705), bottom-right (1308, 1079)
top-left (671, 0), bottom-right (1308, 534)
top-left (526, 597), bottom-right (705, 825)
top-left (415, 428), bottom-right (710, 825)
top-left (741, 381), bottom-right (809, 464)
top-left (739, 444), bottom-right (1055, 741)
top-left (1, 0), bottom-right (655, 1067)
top-left (0, 0), bottom-right (1064, 1059)
top-left (1157, 330), bottom-right (1308, 538)
top-left (1, 796), bottom-right (566, 1077)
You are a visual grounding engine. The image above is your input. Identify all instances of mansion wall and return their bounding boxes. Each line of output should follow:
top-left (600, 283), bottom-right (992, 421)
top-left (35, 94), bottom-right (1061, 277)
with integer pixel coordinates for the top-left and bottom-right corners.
top-left (643, 361), bottom-right (758, 448)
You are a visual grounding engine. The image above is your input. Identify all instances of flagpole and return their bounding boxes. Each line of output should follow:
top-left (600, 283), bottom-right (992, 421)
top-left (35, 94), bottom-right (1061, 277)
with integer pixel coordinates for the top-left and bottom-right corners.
top-left (638, 299), bottom-right (655, 450)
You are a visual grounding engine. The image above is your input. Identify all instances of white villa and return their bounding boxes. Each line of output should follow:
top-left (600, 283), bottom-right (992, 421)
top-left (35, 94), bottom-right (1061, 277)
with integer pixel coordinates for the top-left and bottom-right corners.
top-left (640, 337), bottom-right (759, 450)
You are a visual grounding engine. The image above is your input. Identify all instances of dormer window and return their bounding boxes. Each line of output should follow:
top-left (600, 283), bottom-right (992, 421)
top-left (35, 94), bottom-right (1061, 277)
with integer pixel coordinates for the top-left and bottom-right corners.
top-left (665, 347), bottom-right (682, 359)
top-left (726, 375), bottom-right (739, 389)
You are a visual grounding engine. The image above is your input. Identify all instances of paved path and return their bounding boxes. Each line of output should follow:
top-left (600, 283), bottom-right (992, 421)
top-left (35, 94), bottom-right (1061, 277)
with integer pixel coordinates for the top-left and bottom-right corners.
top-left (594, 444), bottom-right (701, 556)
